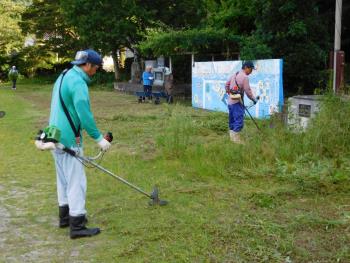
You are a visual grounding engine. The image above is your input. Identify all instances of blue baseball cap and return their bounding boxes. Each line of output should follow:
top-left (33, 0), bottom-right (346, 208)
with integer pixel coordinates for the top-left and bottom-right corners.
top-left (71, 49), bottom-right (103, 66)
top-left (242, 61), bottom-right (255, 69)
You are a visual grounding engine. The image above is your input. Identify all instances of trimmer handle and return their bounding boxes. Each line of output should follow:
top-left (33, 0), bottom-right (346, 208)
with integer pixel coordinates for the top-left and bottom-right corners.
top-left (63, 146), bottom-right (77, 156)
top-left (104, 132), bottom-right (113, 142)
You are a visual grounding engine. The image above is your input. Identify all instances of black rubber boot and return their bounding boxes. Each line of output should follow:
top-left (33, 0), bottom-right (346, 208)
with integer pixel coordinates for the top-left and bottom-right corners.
top-left (59, 205), bottom-right (69, 228)
top-left (70, 215), bottom-right (100, 239)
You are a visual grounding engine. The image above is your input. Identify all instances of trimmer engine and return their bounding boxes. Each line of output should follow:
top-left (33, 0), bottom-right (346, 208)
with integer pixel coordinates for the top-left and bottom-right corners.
top-left (36, 125), bottom-right (61, 143)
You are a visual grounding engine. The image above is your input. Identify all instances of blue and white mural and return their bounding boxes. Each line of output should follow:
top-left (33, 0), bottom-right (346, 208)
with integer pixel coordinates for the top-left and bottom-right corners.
top-left (192, 59), bottom-right (284, 118)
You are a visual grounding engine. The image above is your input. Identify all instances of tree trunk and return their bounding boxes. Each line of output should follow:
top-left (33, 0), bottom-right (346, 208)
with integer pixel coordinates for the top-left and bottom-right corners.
top-left (111, 51), bottom-right (119, 81)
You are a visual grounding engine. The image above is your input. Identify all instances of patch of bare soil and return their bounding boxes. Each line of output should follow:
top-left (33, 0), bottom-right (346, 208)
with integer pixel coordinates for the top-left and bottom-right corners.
top-left (0, 183), bottom-right (83, 262)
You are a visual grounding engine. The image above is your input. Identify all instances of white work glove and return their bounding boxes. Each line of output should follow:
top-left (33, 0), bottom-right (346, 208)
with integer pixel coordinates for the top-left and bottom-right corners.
top-left (35, 140), bottom-right (56, 151)
top-left (97, 138), bottom-right (111, 151)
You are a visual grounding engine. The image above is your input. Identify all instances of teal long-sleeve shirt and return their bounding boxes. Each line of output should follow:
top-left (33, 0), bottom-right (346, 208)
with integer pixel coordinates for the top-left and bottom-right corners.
top-left (49, 65), bottom-right (103, 148)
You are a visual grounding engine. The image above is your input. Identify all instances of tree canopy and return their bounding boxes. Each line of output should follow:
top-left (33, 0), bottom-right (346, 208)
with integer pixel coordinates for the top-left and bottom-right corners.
top-left (139, 28), bottom-right (241, 57)
top-left (0, 0), bottom-right (26, 56)
top-left (0, 0), bottom-right (28, 78)
top-left (20, 0), bottom-right (80, 58)
top-left (0, 0), bottom-right (347, 94)
top-left (139, 0), bottom-right (337, 93)
top-left (60, 0), bottom-right (154, 79)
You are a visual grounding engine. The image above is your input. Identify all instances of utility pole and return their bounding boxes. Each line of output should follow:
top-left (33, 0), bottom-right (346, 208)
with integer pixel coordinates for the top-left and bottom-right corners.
top-left (333, 0), bottom-right (342, 93)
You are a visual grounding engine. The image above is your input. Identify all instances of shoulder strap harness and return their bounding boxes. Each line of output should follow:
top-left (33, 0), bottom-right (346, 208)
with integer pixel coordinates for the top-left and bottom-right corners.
top-left (58, 69), bottom-right (81, 144)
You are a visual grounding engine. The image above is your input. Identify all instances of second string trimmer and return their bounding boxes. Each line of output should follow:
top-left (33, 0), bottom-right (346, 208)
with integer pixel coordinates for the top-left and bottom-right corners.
top-left (243, 96), bottom-right (261, 131)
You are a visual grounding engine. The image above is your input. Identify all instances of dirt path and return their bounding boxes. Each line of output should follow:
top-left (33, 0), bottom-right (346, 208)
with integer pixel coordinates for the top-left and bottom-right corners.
top-left (0, 186), bottom-right (11, 250)
top-left (0, 181), bottom-right (86, 262)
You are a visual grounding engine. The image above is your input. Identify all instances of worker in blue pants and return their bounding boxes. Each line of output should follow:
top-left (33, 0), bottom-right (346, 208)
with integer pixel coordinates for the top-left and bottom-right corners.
top-left (225, 61), bottom-right (259, 143)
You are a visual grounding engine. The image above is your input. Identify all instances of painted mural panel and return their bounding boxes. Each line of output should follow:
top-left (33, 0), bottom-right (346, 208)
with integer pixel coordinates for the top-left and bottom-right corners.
top-left (192, 59), bottom-right (283, 118)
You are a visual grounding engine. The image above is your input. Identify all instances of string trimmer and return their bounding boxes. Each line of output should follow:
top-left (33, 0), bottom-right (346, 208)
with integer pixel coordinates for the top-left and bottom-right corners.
top-left (243, 96), bottom-right (261, 131)
top-left (35, 126), bottom-right (168, 206)
top-left (244, 105), bottom-right (261, 131)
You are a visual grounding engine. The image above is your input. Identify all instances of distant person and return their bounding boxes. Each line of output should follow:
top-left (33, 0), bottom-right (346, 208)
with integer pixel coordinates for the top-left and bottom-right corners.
top-left (164, 69), bottom-right (174, 104)
top-left (225, 61), bottom-right (259, 143)
top-left (142, 66), bottom-right (154, 102)
top-left (8, 66), bottom-right (19, 90)
top-left (49, 49), bottom-right (111, 239)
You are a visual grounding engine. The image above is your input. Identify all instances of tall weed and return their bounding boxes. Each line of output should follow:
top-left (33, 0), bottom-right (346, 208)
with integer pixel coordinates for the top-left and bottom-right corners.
top-left (304, 95), bottom-right (350, 158)
top-left (156, 105), bottom-right (194, 158)
top-left (256, 94), bottom-right (350, 192)
top-left (156, 96), bottom-right (349, 193)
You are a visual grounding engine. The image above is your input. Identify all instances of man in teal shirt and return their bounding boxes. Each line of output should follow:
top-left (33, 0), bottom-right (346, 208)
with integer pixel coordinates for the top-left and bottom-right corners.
top-left (49, 49), bottom-right (111, 239)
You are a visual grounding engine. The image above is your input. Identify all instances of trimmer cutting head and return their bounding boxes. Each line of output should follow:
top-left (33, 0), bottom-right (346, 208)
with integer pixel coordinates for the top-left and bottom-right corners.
top-left (0, 111), bottom-right (5, 118)
top-left (149, 186), bottom-right (168, 206)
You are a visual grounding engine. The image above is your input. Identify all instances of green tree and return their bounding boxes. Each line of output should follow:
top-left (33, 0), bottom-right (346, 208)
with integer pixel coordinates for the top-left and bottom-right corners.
top-left (205, 0), bottom-right (271, 59)
top-left (141, 0), bottom-right (333, 94)
top-left (0, 0), bottom-right (25, 56)
top-left (0, 0), bottom-right (27, 79)
top-left (20, 0), bottom-right (81, 58)
top-left (61, 0), bottom-right (152, 80)
top-left (145, 0), bottom-right (206, 30)
top-left (253, 0), bottom-right (331, 94)
top-left (205, 0), bottom-right (256, 34)
top-left (139, 27), bottom-right (241, 57)
top-left (139, 0), bottom-right (260, 58)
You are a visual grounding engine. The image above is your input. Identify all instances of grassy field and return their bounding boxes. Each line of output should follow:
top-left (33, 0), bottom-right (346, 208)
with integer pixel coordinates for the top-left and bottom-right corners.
top-left (0, 81), bottom-right (349, 262)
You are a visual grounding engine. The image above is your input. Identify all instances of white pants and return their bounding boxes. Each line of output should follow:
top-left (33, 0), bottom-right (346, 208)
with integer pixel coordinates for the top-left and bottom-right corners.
top-left (52, 148), bottom-right (87, 216)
